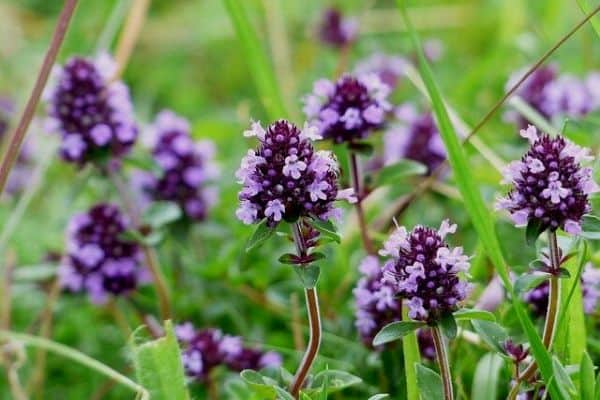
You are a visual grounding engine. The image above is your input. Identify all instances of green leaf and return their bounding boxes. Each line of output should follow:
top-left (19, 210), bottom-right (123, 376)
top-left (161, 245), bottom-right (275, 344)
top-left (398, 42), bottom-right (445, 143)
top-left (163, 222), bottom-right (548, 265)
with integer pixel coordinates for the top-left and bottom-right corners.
top-left (471, 320), bottom-right (508, 353)
top-left (372, 321), bottom-right (425, 346)
top-left (274, 387), bottom-right (295, 400)
top-left (310, 218), bottom-right (341, 243)
top-left (439, 313), bottom-right (457, 340)
top-left (120, 229), bottom-right (165, 247)
top-left (310, 370), bottom-right (362, 394)
top-left (142, 201), bottom-right (182, 229)
top-left (595, 371), bottom-right (600, 400)
top-left (514, 273), bottom-right (550, 295)
top-left (582, 215), bottom-right (600, 240)
top-left (471, 353), bottom-right (504, 400)
top-left (397, 4), bottom-right (562, 397)
top-left (222, 0), bottom-right (287, 119)
top-left (348, 142), bottom-right (374, 156)
top-left (278, 253), bottom-right (298, 265)
top-left (240, 370), bottom-right (277, 397)
top-left (581, 352), bottom-right (596, 400)
top-left (526, 219), bottom-right (545, 246)
top-left (12, 264), bottom-right (56, 282)
top-left (372, 159), bottom-right (427, 188)
top-left (367, 395), bottom-right (390, 400)
top-left (293, 264), bottom-right (320, 288)
top-left (453, 309), bottom-right (496, 322)
top-left (246, 219), bottom-right (275, 252)
top-left (415, 364), bottom-right (444, 400)
top-left (552, 356), bottom-right (577, 398)
top-left (131, 321), bottom-right (190, 400)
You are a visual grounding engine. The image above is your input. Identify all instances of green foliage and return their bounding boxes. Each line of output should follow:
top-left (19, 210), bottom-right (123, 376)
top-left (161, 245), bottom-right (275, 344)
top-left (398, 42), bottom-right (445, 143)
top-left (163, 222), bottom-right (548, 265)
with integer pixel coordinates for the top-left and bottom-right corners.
top-left (415, 364), bottom-right (444, 400)
top-left (372, 321), bottom-right (426, 346)
top-left (471, 353), bottom-right (504, 400)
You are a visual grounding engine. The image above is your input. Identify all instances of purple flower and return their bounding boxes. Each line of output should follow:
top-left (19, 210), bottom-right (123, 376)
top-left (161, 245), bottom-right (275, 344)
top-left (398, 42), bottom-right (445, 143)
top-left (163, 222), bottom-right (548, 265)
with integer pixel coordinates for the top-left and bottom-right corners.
top-left (303, 74), bottom-right (391, 144)
top-left (380, 220), bottom-right (471, 322)
top-left (139, 110), bottom-right (218, 222)
top-left (58, 203), bottom-right (147, 304)
top-left (318, 7), bottom-right (358, 48)
top-left (236, 119), bottom-right (349, 227)
top-left (354, 53), bottom-right (408, 89)
top-left (353, 256), bottom-right (402, 346)
top-left (504, 339), bottom-right (529, 363)
top-left (44, 53), bottom-right (137, 166)
top-left (383, 104), bottom-right (445, 173)
top-left (496, 125), bottom-right (598, 234)
top-left (175, 323), bottom-right (281, 382)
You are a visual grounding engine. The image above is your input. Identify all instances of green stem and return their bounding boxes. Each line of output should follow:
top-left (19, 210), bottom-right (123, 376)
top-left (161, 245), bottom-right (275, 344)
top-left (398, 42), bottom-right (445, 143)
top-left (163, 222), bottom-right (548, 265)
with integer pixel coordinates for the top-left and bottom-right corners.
top-left (0, 330), bottom-right (149, 400)
top-left (431, 326), bottom-right (454, 400)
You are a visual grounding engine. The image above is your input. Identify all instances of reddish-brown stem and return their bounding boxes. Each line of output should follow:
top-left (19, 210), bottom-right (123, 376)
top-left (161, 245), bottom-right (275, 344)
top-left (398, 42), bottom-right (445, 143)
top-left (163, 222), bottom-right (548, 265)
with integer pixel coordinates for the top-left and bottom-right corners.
top-left (349, 152), bottom-right (375, 254)
top-left (289, 222), bottom-right (322, 398)
top-left (431, 326), bottom-right (454, 400)
top-left (0, 0), bottom-right (78, 196)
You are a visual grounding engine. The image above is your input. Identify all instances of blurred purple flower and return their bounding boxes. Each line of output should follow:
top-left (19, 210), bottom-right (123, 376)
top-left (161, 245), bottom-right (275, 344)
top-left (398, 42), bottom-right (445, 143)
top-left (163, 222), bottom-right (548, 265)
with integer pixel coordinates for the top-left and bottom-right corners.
top-left (354, 53), bottom-right (408, 89)
top-left (236, 119), bottom-right (351, 227)
top-left (380, 220), bottom-right (471, 322)
top-left (139, 110), bottom-right (218, 222)
top-left (496, 125), bottom-right (598, 234)
top-left (175, 322), bottom-right (281, 382)
top-left (59, 203), bottom-right (147, 304)
top-left (303, 74), bottom-right (391, 144)
top-left (318, 7), bottom-right (358, 48)
top-left (44, 53), bottom-right (137, 166)
top-left (417, 329), bottom-right (436, 361)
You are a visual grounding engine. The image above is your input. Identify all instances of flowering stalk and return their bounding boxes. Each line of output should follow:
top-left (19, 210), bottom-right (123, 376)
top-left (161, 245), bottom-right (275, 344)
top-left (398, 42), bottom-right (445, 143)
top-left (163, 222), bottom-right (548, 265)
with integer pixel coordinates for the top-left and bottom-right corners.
top-left (431, 326), bottom-right (453, 400)
top-left (289, 222), bottom-right (322, 398)
top-left (349, 152), bottom-right (375, 254)
top-left (0, 0), bottom-right (78, 195)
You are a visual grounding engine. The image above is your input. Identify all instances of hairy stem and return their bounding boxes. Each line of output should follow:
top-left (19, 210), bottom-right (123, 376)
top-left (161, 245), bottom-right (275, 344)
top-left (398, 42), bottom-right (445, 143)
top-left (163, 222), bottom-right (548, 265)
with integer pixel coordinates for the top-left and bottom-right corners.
top-left (431, 326), bottom-right (454, 400)
top-left (349, 152), bottom-right (375, 254)
top-left (289, 222), bottom-right (322, 398)
top-left (518, 231), bottom-right (561, 382)
top-left (0, 0), bottom-right (78, 196)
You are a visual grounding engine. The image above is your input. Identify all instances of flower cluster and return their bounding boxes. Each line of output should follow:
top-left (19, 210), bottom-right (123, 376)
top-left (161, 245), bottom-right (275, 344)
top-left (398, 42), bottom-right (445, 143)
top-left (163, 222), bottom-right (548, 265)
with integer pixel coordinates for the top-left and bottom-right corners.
top-left (58, 203), bottom-right (147, 303)
top-left (44, 53), bottom-right (137, 166)
top-left (383, 104), bottom-right (445, 173)
top-left (496, 125), bottom-right (598, 234)
top-left (353, 256), bottom-right (401, 346)
top-left (354, 53), bottom-right (408, 89)
top-left (318, 7), bottom-right (358, 48)
top-left (175, 322), bottom-right (281, 382)
top-left (504, 339), bottom-right (529, 364)
top-left (505, 65), bottom-right (600, 127)
top-left (138, 110), bottom-right (218, 221)
top-left (236, 119), bottom-right (354, 227)
top-left (380, 220), bottom-right (471, 322)
top-left (525, 263), bottom-right (600, 317)
top-left (303, 74), bottom-right (391, 144)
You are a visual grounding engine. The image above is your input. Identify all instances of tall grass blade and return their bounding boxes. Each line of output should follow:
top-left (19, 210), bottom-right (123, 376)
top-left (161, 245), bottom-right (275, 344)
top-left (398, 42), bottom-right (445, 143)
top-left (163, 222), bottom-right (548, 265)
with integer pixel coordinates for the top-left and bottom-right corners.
top-left (223, 0), bottom-right (287, 120)
top-left (577, 0), bottom-right (600, 38)
top-left (395, 2), bottom-right (564, 398)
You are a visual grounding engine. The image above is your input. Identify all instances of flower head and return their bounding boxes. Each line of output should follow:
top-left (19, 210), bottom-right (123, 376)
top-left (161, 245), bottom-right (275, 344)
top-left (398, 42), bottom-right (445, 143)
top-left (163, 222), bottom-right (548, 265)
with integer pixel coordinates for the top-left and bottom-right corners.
top-left (353, 256), bottom-right (402, 346)
top-left (303, 74), bottom-right (391, 144)
top-left (58, 203), bottom-right (147, 303)
top-left (175, 323), bottom-right (281, 382)
top-left (384, 105), bottom-right (445, 173)
top-left (496, 125), bottom-right (597, 234)
top-left (380, 220), bottom-right (471, 322)
top-left (236, 119), bottom-right (347, 227)
top-left (318, 7), bottom-right (358, 48)
top-left (139, 110), bottom-right (218, 221)
top-left (354, 53), bottom-right (408, 89)
top-left (44, 53), bottom-right (137, 166)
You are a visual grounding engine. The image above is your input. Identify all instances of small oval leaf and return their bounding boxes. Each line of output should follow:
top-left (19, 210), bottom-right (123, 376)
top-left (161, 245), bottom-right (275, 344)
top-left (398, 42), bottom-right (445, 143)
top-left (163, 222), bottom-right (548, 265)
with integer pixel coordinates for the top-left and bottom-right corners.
top-left (372, 321), bottom-right (425, 346)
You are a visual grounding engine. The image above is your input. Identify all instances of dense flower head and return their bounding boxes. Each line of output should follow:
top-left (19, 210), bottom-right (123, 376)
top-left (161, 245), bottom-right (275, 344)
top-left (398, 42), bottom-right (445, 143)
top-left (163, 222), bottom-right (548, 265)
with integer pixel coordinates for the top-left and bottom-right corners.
top-left (318, 7), bottom-right (358, 48)
top-left (139, 110), bottom-right (218, 221)
top-left (353, 256), bottom-right (402, 346)
top-left (496, 125), bottom-right (598, 234)
top-left (236, 119), bottom-right (353, 227)
top-left (44, 53), bottom-right (137, 165)
top-left (525, 263), bottom-right (600, 317)
top-left (58, 203), bottom-right (147, 303)
top-left (505, 65), bottom-right (600, 127)
top-left (354, 53), bottom-right (408, 89)
top-left (380, 220), bottom-right (471, 322)
top-left (383, 104), bottom-right (445, 173)
top-left (303, 74), bottom-right (392, 144)
top-left (175, 323), bottom-right (281, 382)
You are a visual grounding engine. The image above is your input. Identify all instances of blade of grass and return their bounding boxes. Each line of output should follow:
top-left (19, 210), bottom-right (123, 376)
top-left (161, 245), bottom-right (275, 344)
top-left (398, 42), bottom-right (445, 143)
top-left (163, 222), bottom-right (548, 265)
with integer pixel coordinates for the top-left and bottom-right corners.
top-left (577, 0), bottom-right (600, 38)
top-left (223, 0), bottom-right (287, 120)
top-left (402, 306), bottom-right (419, 400)
top-left (396, 3), bottom-right (563, 398)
